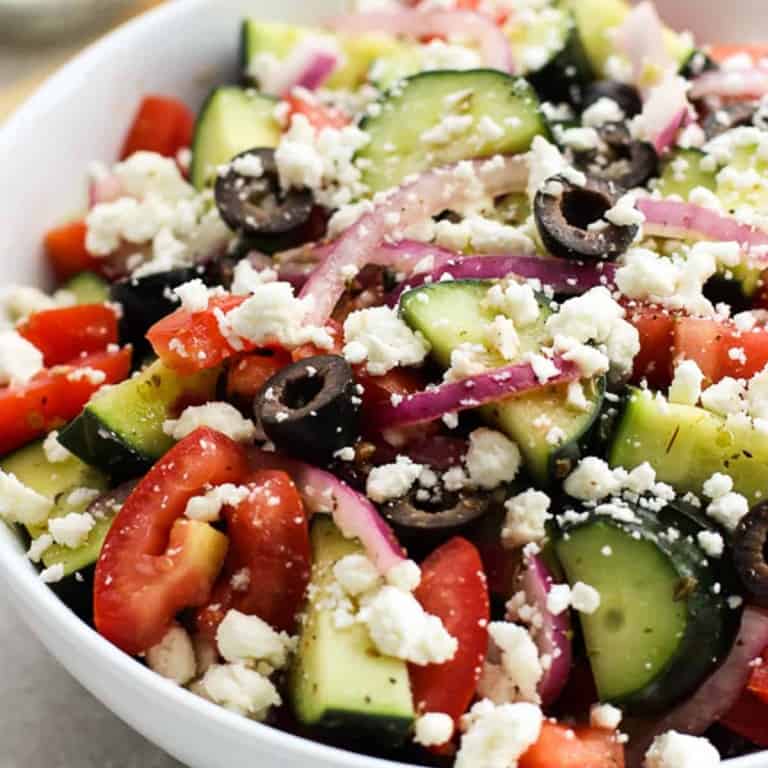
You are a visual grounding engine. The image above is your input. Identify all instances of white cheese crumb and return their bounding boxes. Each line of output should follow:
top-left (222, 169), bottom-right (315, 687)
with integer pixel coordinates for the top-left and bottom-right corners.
top-left (27, 534), bottom-right (53, 563)
top-left (697, 530), bottom-right (725, 558)
top-left (216, 610), bottom-right (294, 670)
top-left (146, 624), bottom-right (197, 685)
top-left (173, 279), bottom-right (210, 313)
top-left (185, 484), bottom-right (251, 523)
top-left (582, 97), bottom-right (625, 127)
top-left (571, 582), bottom-right (601, 614)
top-left (163, 402), bottom-right (257, 443)
top-left (564, 457), bottom-right (621, 501)
top-left (644, 731), bottom-right (720, 768)
top-left (366, 456), bottom-right (425, 503)
top-left (485, 280), bottom-right (540, 327)
top-left (343, 306), bottom-right (430, 376)
top-left (40, 563), bottom-right (65, 584)
top-left (591, 703), bottom-right (622, 731)
top-left (230, 260), bottom-right (278, 295)
top-left (195, 662), bottom-right (281, 719)
top-left (703, 472), bottom-right (734, 500)
top-left (386, 560), bottom-right (421, 593)
top-left (333, 554), bottom-right (382, 597)
top-left (701, 377), bottom-right (745, 416)
top-left (502, 490), bottom-right (551, 549)
top-left (481, 622), bottom-right (543, 704)
top-left (43, 430), bottom-right (73, 463)
top-left (48, 512), bottom-right (96, 549)
top-left (707, 491), bottom-right (749, 531)
top-left (466, 428), bottom-right (521, 490)
top-left (669, 360), bottom-right (704, 406)
top-left (359, 586), bottom-right (457, 665)
top-left (0, 471), bottom-right (53, 526)
top-left (0, 330), bottom-right (44, 386)
top-left (414, 712), bottom-right (454, 747)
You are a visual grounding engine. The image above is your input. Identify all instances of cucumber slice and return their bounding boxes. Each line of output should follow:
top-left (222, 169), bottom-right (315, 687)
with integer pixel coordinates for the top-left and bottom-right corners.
top-left (657, 149), bottom-right (717, 199)
top-left (61, 272), bottom-right (110, 305)
top-left (191, 87), bottom-right (280, 190)
top-left (565, 0), bottom-right (693, 77)
top-left (358, 70), bottom-right (547, 194)
top-left (400, 280), bottom-right (604, 486)
top-left (609, 387), bottom-right (768, 504)
top-left (1, 440), bottom-right (111, 577)
top-left (507, 7), bottom-right (593, 104)
top-left (240, 20), bottom-right (403, 92)
top-left (289, 518), bottom-right (414, 744)
top-left (554, 500), bottom-right (737, 712)
top-left (58, 360), bottom-right (220, 480)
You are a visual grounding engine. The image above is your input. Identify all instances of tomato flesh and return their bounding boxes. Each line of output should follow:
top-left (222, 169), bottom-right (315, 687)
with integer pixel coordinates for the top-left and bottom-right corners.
top-left (196, 469), bottom-right (311, 638)
top-left (18, 304), bottom-right (119, 367)
top-left (94, 428), bottom-right (250, 654)
top-left (721, 689), bottom-right (768, 748)
top-left (285, 94), bottom-right (351, 131)
top-left (44, 219), bottom-right (103, 281)
top-left (226, 350), bottom-right (292, 404)
top-left (120, 95), bottom-right (195, 161)
top-left (409, 538), bottom-right (490, 744)
top-left (0, 346), bottom-right (131, 456)
top-left (627, 305), bottom-right (677, 388)
top-left (520, 722), bottom-right (625, 768)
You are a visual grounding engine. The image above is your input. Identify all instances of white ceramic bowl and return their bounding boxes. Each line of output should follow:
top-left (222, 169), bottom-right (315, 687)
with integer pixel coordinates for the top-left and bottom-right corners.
top-left (0, 1), bottom-right (766, 767)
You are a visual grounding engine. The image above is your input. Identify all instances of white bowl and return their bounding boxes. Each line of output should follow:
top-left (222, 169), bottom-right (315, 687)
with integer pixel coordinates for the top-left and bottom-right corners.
top-left (0, 1), bottom-right (765, 767)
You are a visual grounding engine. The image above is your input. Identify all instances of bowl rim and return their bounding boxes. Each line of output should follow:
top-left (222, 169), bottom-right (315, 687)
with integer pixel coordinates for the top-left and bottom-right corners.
top-left (0, 1), bottom-right (764, 767)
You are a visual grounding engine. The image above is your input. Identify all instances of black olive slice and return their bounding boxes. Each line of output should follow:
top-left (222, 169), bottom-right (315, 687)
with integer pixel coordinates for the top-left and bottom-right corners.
top-left (576, 122), bottom-right (659, 190)
top-left (534, 175), bottom-right (638, 262)
top-left (703, 103), bottom-right (757, 140)
top-left (581, 80), bottom-right (643, 119)
top-left (733, 501), bottom-right (768, 605)
top-left (254, 355), bottom-right (360, 463)
top-left (215, 148), bottom-right (314, 237)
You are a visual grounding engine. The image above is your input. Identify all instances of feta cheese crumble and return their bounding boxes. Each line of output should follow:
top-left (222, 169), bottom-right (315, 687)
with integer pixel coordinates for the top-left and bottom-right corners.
top-left (414, 713), bottom-right (455, 747)
top-left (216, 610), bottom-right (294, 670)
top-left (0, 331), bottom-right (44, 387)
top-left (478, 622), bottom-right (543, 705)
top-left (669, 360), bottom-right (704, 406)
top-left (502, 490), bottom-right (551, 548)
top-left (48, 512), bottom-right (96, 549)
top-left (195, 663), bottom-right (281, 719)
top-left (146, 624), bottom-right (197, 685)
top-left (43, 430), bottom-right (73, 463)
top-left (644, 731), bottom-right (720, 768)
top-left (465, 428), bottom-right (522, 489)
top-left (163, 402), bottom-right (257, 443)
top-left (366, 456), bottom-right (425, 503)
top-left (0, 471), bottom-right (53, 526)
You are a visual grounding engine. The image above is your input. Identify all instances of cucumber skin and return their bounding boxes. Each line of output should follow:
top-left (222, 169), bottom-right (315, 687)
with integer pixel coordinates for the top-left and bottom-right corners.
top-left (554, 503), bottom-right (739, 714)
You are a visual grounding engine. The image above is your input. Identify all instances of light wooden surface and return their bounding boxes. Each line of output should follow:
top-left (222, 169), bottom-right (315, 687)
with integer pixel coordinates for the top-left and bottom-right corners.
top-left (0, 0), bottom-right (165, 121)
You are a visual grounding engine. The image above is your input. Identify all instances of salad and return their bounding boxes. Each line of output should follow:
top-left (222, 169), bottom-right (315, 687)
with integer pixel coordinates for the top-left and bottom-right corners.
top-left (5, 0), bottom-right (768, 766)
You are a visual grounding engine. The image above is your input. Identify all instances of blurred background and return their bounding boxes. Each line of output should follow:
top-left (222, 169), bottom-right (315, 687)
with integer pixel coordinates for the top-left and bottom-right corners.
top-left (0, 0), bottom-right (165, 121)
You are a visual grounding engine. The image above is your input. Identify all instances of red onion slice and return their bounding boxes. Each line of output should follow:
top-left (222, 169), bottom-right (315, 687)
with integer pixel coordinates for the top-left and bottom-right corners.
top-left (626, 606), bottom-right (768, 767)
top-left (327, 9), bottom-right (514, 73)
top-left (387, 252), bottom-right (617, 305)
top-left (691, 67), bottom-right (768, 100)
top-left (520, 553), bottom-right (573, 708)
top-left (249, 449), bottom-right (405, 573)
top-left (299, 155), bottom-right (529, 325)
top-left (638, 198), bottom-right (768, 250)
top-left (633, 75), bottom-right (692, 154)
top-left (373, 435), bottom-right (468, 471)
top-left (367, 357), bottom-right (580, 429)
top-left (257, 38), bottom-right (340, 96)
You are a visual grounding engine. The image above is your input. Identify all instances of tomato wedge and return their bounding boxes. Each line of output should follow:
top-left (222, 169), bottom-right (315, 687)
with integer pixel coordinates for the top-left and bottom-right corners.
top-left (409, 538), bottom-right (490, 745)
top-left (0, 346), bottom-right (131, 456)
top-left (196, 469), bottom-right (311, 638)
top-left (44, 219), bottom-right (103, 282)
top-left (721, 689), bottom-right (768, 748)
top-left (94, 428), bottom-right (250, 655)
top-left (18, 304), bottom-right (119, 367)
top-left (709, 43), bottom-right (768, 65)
top-left (226, 350), bottom-right (292, 404)
top-left (120, 95), bottom-right (195, 161)
top-left (147, 294), bottom-right (251, 374)
top-left (520, 722), bottom-right (625, 768)
top-left (627, 305), bottom-right (677, 389)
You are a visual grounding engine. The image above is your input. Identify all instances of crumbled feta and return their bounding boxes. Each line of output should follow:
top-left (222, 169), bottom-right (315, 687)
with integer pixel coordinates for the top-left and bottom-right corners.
top-left (343, 306), bottom-right (429, 376)
top-left (465, 428), bottom-right (521, 490)
top-left (703, 472), bottom-right (734, 500)
top-left (43, 430), bottom-right (73, 463)
top-left (432, 215), bottom-right (536, 255)
top-left (216, 610), bottom-right (294, 670)
top-left (40, 563), bottom-right (65, 584)
top-left (414, 712), bottom-right (454, 747)
top-left (359, 586), bottom-right (457, 665)
top-left (530, 353), bottom-right (561, 383)
top-left (502, 490), bottom-right (551, 548)
top-left (0, 331), bottom-right (44, 386)
top-left (227, 281), bottom-right (331, 350)
top-left (163, 402), bottom-right (257, 442)
top-left (707, 491), bottom-right (749, 531)
top-left (564, 457), bottom-right (621, 501)
top-left (527, 136), bottom-right (585, 202)
top-left (366, 456), bottom-right (425, 503)
top-left (571, 582), bottom-right (601, 614)
top-left (546, 583), bottom-right (572, 616)
top-left (195, 662), bottom-right (281, 719)
top-left (559, 126), bottom-right (601, 152)
top-left (479, 622), bottom-right (543, 705)
top-left (230, 260), bottom-right (277, 295)
top-left (590, 703), bottom-right (623, 731)
top-left (444, 342), bottom-right (488, 382)
top-left (669, 360), bottom-right (704, 406)
top-left (701, 377), bottom-right (745, 416)
top-left (4, 284), bottom-right (73, 320)
top-left (0, 471), bottom-right (53, 526)
top-left (174, 279), bottom-right (210, 313)
top-left (146, 624), bottom-right (197, 685)
top-left (487, 315), bottom-right (520, 361)
top-left (625, 462), bottom-right (657, 495)
top-left (27, 534), bottom-right (53, 563)
top-left (644, 731), bottom-right (720, 768)
top-left (582, 97), bottom-right (625, 128)
top-left (386, 560), bottom-right (421, 593)
top-left (747, 365), bottom-right (768, 420)
top-left (456, 700), bottom-right (542, 768)
top-left (418, 39), bottom-right (483, 73)
top-left (697, 530), bottom-right (725, 558)
top-left (48, 512), bottom-right (96, 549)
top-left (185, 484), bottom-right (251, 522)
top-left (485, 280), bottom-right (540, 327)
top-left (333, 554), bottom-right (382, 597)
top-left (616, 248), bottom-right (679, 300)
top-left (422, 115), bottom-right (474, 146)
